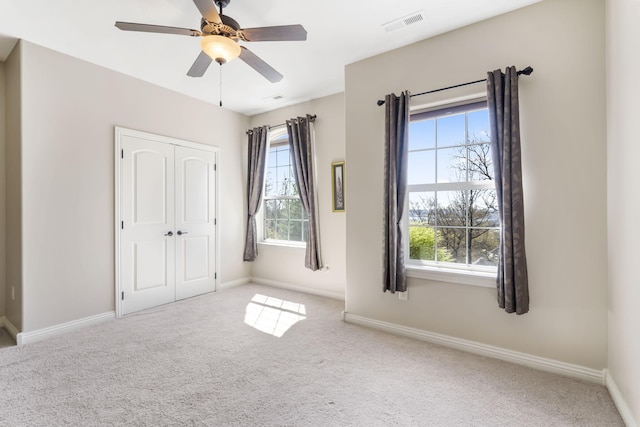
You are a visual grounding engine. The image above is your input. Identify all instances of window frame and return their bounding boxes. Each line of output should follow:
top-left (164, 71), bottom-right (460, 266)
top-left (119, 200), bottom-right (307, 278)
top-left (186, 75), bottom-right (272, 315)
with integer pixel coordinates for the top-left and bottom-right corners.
top-left (405, 96), bottom-right (498, 288)
top-left (259, 126), bottom-right (308, 248)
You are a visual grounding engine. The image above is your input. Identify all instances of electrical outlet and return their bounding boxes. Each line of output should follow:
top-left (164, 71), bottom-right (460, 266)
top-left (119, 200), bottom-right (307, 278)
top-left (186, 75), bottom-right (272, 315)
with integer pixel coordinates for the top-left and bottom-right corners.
top-left (399, 290), bottom-right (408, 301)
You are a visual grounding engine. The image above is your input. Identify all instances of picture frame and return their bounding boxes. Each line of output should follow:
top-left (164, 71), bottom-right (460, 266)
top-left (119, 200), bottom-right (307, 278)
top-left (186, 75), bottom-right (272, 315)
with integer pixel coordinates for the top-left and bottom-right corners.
top-left (331, 161), bottom-right (345, 212)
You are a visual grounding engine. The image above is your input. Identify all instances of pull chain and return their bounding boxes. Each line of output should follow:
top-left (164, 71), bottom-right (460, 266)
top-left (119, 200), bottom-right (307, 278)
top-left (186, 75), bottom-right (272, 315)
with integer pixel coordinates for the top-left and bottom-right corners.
top-left (218, 0), bottom-right (225, 107)
top-left (219, 62), bottom-right (223, 107)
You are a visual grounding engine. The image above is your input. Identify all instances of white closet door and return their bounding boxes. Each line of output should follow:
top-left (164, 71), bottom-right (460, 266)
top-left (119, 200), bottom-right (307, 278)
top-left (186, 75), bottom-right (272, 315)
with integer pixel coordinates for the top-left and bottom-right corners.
top-left (174, 146), bottom-right (217, 300)
top-left (120, 136), bottom-right (176, 315)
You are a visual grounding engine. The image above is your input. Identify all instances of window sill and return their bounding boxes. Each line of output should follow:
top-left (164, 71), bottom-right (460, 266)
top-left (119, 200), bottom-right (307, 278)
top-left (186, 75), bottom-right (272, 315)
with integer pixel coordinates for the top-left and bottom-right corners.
top-left (259, 240), bottom-right (306, 250)
top-left (406, 264), bottom-right (496, 288)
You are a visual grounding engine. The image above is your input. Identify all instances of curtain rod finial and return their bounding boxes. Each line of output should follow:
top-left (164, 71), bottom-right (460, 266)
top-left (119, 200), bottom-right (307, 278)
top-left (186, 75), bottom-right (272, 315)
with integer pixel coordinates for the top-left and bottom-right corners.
top-left (519, 66), bottom-right (534, 76)
top-left (377, 99), bottom-right (385, 106)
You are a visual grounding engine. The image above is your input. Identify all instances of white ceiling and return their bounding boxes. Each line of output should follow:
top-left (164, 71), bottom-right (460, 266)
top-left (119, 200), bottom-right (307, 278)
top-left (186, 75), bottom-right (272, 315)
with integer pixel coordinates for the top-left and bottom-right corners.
top-left (0, 0), bottom-right (541, 115)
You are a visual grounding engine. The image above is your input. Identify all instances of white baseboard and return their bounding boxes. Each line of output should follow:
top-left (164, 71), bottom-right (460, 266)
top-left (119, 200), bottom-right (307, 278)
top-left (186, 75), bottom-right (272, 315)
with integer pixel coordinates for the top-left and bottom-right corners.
top-left (342, 312), bottom-right (604, 384)
top-left (218, 276), bottom-right (251, 290)
top-left (605, 370), bottom-right (638, 427)
top-left (17, 312), bottom-right (115, 346)
top-left (250, 276), bottom-right (345, 301)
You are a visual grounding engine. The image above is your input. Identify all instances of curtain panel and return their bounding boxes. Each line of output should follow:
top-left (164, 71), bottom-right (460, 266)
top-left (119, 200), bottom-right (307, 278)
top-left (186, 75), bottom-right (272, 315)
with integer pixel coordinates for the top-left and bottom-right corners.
top-left (383, 91), bottom-right (410, 293)
top-left (287, 115), bottom-right (323, 271)
top-left (243, 126), bottom-right (269, 262)
top-left (486, 67), bottom-right (530, 314)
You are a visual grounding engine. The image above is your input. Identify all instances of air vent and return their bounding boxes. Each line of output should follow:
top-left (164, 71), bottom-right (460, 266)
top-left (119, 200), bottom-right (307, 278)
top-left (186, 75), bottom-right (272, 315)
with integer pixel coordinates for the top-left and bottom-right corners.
top-left (262, 95), bottom-right (286, 102)
top-left (382, 10), bottom-right (426, 32)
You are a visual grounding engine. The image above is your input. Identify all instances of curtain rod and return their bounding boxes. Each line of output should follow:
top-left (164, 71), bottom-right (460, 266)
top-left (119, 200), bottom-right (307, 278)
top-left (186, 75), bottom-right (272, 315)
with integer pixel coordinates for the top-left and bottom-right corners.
top-left (376, 66), bottom-right (534, 106)
top-left (246, 115), bottom-right (316, 135)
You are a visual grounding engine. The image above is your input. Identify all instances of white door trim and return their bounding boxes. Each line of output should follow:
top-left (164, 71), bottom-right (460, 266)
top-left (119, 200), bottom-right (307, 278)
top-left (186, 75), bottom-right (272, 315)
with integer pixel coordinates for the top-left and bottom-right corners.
top-left (114, 126), bottom-right (219, 318)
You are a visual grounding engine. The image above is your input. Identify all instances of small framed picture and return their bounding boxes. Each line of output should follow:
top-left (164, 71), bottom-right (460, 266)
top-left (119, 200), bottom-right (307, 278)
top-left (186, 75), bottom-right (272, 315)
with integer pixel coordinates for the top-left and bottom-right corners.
top-left (331, 161), bottom-right (345, 212)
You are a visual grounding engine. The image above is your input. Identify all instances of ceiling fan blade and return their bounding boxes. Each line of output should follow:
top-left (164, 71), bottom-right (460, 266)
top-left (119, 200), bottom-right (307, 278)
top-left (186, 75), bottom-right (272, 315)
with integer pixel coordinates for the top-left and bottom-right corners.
top-left (239, 46), bottom-right (283, 83)
top-left (239, 25), bottom-right (307, 42)
top-left (187, 51), bottom-right (213, 77)
top-left (192, 0), bottom-right (222, 24)
top-left (115, 22), bottom-right (201, 37)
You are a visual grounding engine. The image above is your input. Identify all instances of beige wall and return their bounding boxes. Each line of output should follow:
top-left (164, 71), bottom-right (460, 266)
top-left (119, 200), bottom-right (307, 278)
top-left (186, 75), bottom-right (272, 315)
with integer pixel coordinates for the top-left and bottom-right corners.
top-left (606, 0), bottom-right (640, 424)
top-left (248, 93), bottom-right (346, 299)
top-left (5, 43), bottom-right (22, 330)
top-left (17, 41), bottom-right (250, 332)
top-left (345, 0), bottom-right (608, 369)
top-left (0, 61), bottom-right (5, 318)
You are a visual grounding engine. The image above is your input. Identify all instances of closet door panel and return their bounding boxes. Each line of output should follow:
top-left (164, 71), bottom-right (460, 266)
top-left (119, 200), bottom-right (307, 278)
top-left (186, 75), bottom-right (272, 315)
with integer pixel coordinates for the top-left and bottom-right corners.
top-left (175, 146), bottom-right (217, 300)
top-left (120, 136), bottom-right (176, 315)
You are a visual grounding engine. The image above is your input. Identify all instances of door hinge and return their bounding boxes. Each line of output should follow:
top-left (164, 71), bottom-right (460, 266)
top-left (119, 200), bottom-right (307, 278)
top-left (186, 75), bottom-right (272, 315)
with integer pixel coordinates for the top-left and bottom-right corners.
top-left (121, 221), bottom-right (124, 230)
top-left (215, 273), bottom-right (217, 280)
top-left (214, 164), bottom-right (217, 171)
top-left (214, 218), bottom-right (217, 225)
top-left (121, 149), bottom-right (124, 159)
top-left (121, 291), bottom-right (124, 300)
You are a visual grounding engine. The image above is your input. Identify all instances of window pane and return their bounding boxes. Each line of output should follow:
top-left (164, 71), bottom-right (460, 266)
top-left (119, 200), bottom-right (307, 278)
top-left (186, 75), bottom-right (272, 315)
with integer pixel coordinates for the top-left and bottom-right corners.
top-left (276, 166), bottom-right (289, 195)
top-left (264, 219), bottom-right (276, 240)
top-left (470, 228), bottom-right (500, 267)
top-left (276, 199), bottom-right (289, 220)
top-left (437, 114), bottom-right (466, 147)
top-left (409, 224), bottom-right (436, 261)
top-left (284, 178), bottom-right (297, 197)
top-left (268, 150), bottom-right (277, 168)
top-left (265, 169), bottom-right (276, 197)
top-left (467, 110), bottom-right (491, 143)
top-left (289, 220), bottom-right (303, 242)
top-left (289, 167), bottom-right (299, 196)
top-left (436, 191), bottom-right (467, 227)
top-left (467, 143), bottom-right (493, 181)
top-left (276, 220), bottom-right (289, 240)
top-left (409, 119), bottom-right (435, 150)
top-left (276, 147), bottom-right (290, 166)
top-left (408, 150), bottom-right (436, 185)
top-left (436, 227), bottom-right (467, 264)
top-left (289, 198), bottom-right (304, 219)
top-left (409, 192), bottom-right (435, 226)
top-left (264, 200), bottom-right (276, 220)
top-left (437, 146), bottom-right (467, 183)
top-left (468, 189), bottom-right (499, 227)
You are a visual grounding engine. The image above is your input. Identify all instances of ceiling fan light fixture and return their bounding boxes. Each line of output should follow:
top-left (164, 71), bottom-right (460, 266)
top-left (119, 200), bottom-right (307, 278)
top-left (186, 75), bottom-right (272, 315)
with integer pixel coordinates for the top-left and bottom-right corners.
top-left (200, 35), bottom-right (241, 64)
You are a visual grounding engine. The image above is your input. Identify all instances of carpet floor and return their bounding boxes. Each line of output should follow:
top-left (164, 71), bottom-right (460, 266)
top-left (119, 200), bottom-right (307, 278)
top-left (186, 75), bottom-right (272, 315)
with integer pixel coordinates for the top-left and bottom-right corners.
top-left (0, 283), bottom-right (623, 426)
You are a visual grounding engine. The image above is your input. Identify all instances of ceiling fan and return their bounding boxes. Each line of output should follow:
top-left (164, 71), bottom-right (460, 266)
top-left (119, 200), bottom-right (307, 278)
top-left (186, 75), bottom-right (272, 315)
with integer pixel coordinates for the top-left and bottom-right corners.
top-left (115, 0), bottom-right (307, 83)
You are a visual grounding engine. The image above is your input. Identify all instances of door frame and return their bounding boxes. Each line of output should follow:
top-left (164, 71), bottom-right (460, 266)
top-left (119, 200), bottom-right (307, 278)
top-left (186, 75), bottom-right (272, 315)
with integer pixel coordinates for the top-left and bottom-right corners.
top-left (114, 126), bottom-right (219, 318)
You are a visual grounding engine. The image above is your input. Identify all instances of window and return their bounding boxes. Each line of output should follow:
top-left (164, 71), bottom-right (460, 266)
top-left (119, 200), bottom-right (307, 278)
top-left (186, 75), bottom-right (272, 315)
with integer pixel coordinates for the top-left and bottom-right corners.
top-left (262, 130), bottom-right (308, 244)
top-left (407, 101), bottom-right (499, 274)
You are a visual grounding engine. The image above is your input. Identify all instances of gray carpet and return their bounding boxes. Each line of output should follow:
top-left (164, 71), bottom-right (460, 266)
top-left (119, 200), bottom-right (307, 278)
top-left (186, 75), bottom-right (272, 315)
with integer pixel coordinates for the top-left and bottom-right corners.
top-left (0, 284), bottom-right (623, 426)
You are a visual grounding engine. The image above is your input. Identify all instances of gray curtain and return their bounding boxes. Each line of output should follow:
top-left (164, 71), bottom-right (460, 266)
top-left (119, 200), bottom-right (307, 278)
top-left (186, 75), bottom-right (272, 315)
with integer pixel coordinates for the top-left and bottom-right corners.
top-left (287, 115), bottom-right (323, 271)
top-left (243, 126), bottom-right (269, 262)
top-left (486, 67), bottom-right (529, 314)
top-left (383, 91), bottom-right (410, 293)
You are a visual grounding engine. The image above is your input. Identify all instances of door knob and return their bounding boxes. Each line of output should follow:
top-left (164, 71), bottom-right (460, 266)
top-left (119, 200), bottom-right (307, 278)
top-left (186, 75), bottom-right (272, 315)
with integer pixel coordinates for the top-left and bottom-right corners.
top-left (164, 231), bottom-right (173, 236)
top-left (177, 230), bottom-right (188, 236)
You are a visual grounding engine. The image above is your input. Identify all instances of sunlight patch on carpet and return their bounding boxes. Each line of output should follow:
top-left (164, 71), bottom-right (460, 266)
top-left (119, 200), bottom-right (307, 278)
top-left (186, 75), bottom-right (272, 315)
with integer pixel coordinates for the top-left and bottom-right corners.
top-left (244, 294), bottom-right (307, 337)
